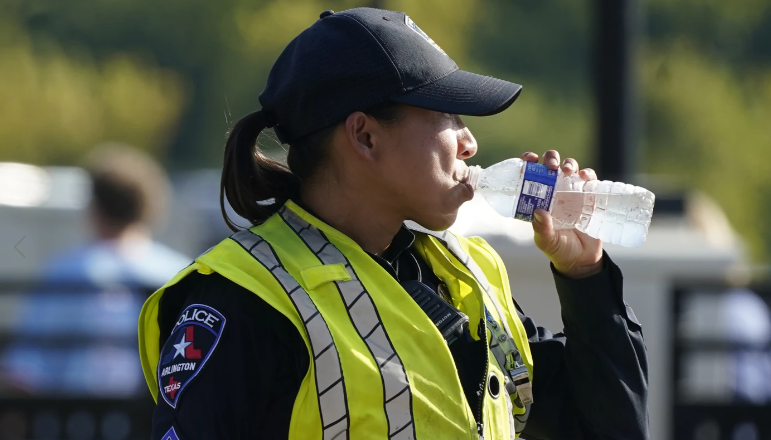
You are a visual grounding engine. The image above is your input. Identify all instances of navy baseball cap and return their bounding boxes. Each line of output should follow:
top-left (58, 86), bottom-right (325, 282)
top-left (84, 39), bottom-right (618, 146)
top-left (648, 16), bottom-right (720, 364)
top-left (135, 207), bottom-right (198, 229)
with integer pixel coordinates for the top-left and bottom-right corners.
top-left (260, 7), bottom-right (522, 144)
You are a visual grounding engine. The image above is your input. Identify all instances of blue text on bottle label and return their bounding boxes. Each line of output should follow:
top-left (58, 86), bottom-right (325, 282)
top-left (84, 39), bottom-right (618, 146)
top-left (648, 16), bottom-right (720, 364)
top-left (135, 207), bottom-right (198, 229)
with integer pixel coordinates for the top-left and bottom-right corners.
top-left (515, 162), bottom-right (558, 222)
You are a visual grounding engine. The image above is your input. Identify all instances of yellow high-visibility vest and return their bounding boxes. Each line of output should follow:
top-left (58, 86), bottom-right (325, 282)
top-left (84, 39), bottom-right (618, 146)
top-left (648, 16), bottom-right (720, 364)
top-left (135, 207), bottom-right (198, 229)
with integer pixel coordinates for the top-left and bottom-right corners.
top-left (139, 201), bottom-right (534, 439)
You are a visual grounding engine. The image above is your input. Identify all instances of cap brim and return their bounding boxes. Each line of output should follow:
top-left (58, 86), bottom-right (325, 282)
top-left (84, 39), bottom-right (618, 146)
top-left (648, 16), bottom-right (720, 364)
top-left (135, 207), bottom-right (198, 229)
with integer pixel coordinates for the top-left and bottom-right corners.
top-left (390, 69), bottom-right (522, 116)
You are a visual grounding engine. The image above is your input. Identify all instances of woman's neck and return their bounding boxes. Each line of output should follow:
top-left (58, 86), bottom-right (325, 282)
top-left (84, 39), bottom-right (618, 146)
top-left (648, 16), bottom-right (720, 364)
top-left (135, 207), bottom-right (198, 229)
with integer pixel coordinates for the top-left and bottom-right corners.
top-left (299, 184), bottom-right (403, 256)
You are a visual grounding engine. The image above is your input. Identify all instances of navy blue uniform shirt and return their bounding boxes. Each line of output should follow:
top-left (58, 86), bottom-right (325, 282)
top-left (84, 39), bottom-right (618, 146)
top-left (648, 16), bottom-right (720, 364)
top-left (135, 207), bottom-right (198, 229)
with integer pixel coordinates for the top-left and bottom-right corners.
top-left (152, 227), bottom-right (649, 440)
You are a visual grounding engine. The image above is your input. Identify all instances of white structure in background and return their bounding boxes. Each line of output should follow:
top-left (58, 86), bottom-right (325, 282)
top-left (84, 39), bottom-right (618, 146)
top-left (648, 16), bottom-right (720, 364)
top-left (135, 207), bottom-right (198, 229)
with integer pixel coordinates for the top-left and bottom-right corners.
top-left (0, 165), bottom-right (751, 439)
top-left (450, 193), bottom-right (747, 440)
top-left (0, 163), bottom-right (205, 282)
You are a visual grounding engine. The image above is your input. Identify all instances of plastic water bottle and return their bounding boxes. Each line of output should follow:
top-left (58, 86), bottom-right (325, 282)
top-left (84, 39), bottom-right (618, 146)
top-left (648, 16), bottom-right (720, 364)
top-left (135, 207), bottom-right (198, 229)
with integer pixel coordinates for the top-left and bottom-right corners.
top-left (466, 158), bottom-right (655, 247)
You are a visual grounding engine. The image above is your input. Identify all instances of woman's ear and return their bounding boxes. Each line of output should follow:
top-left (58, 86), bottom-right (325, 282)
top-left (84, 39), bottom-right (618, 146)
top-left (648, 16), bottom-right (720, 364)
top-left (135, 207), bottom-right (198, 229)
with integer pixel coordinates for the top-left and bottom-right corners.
top-left (343, 111), bottom-right (383, 161)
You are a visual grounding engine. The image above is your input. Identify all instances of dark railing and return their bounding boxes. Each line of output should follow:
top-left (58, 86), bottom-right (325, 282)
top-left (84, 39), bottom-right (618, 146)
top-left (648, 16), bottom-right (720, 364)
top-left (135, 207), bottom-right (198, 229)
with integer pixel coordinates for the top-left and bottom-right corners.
top-left (671, 283), bottom-right (771, 440)
top-left (4, 279), bottom-right (770, 440)
top-left (0, 281), bottom-right (156, 440)
top-left (0, 398), bottom-right (154, 440)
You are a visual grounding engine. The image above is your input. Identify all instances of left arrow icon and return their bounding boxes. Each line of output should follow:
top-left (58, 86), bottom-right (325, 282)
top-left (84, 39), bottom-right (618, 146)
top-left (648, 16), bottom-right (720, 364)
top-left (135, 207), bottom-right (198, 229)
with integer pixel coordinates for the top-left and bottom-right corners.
top-left (15, 236), bottom-right (25, 258)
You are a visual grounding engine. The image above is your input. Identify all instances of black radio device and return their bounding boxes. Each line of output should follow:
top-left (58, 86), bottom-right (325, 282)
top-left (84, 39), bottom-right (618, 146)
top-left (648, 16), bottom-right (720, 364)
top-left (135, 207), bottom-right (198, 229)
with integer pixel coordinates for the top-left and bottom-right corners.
top-left (400, 280), bottom-right (469, 345)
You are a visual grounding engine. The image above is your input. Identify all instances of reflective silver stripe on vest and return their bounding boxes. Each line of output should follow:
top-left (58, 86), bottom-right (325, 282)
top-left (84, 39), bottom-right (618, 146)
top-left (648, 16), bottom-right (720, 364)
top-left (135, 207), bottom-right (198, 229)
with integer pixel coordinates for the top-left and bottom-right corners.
top-left (280, 208), bottom-right (416, 440)
top-left (230, 230), bottom-right (349, 440)
top-left (404, 222), bottom-right (531, 434)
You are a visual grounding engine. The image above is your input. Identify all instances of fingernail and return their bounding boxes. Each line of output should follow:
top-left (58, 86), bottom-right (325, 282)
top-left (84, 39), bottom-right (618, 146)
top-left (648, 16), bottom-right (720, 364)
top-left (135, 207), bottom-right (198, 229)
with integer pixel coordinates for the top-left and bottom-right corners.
top-left (548, 158), bottom-right (559, 168)
top-left (534, 211), bottom-right (543, 222)
top-left (563, 161), bottom-right (572, 170)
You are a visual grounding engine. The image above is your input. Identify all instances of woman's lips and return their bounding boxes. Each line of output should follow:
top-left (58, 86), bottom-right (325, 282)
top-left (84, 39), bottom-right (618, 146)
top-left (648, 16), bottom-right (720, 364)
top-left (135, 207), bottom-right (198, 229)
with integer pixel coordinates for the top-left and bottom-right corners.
top-left (464, 180), bottom-right (475, 198)
top-left (454, 168), bottom-right (474, 198)
top-left (455, 167), bottom-right (470, 184)
top-left (459, 171), bottom-right (474, 198)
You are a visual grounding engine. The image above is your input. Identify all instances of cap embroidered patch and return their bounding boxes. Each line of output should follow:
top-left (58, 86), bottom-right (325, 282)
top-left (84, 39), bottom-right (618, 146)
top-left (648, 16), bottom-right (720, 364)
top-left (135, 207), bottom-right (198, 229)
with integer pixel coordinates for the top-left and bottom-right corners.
top-left (158, 304), bottom-right (225, 408)
top-left (404, 15), bottom-right (446, 55)
top-left (161, 427), bottom-right (180, 440)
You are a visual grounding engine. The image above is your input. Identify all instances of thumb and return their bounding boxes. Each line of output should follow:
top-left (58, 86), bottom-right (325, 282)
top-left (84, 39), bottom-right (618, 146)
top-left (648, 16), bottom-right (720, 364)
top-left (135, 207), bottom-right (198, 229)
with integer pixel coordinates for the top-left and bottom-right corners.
top-left (532, 209), bottom-right (556, 242)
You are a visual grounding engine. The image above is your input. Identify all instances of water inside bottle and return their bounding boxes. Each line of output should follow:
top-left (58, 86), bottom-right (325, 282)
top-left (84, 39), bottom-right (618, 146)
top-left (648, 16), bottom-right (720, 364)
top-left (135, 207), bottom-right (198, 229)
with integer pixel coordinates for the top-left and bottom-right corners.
top-left (480, 189), bottom-right (652, 247)
top-left (470, 161), bottom-right (655, 247)
top-left (551, 190), bottom-right (652, 247)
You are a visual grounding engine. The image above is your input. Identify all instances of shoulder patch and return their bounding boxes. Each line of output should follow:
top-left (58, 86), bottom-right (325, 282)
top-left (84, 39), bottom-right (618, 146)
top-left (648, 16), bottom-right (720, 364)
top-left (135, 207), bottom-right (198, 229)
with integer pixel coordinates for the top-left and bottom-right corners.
top-left (161, 427), bottom-right (180, 440)
top-left (158, 304), bottom-right (225, 408)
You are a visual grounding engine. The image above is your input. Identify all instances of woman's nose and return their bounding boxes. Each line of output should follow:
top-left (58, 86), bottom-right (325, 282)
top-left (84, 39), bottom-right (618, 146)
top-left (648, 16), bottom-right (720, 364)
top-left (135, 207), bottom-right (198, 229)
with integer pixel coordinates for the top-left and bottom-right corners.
top-left (457, 127), bottom-right (478, 160)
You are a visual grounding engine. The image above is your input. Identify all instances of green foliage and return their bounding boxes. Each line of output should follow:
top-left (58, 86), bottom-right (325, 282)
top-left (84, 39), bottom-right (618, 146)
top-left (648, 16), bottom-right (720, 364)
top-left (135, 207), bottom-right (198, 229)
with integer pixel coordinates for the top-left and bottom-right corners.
top-left (643, 44), bottom-right (771, 260)
top-left (463, 89), bottom-right (594, 168)
top-left (2, 0), bottom-right (771, 260)
top-left (468, 0), bottom-right (592, 99)
top-left (641, 0), bottom-right (771, 260)
top-left (0, 19), bottom-right (185, 165)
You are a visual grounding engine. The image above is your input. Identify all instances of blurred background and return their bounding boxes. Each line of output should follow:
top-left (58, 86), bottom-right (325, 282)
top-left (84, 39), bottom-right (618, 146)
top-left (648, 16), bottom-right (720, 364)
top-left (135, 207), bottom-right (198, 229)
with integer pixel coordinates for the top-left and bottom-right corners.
top-left (1, 0), bottom-right (770, 439)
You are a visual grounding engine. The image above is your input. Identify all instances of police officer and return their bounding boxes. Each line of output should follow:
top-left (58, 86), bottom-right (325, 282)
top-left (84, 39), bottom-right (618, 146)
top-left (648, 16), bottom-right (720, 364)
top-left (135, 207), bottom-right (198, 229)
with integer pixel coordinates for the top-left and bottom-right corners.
top-left (138, 7), bottom-right (649, 440)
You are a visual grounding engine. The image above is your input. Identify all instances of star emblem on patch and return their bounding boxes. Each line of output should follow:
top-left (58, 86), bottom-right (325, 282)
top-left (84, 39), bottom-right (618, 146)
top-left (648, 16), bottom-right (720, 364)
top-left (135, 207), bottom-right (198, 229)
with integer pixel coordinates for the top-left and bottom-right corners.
top-left (158, 304), bottom-right (225, 408)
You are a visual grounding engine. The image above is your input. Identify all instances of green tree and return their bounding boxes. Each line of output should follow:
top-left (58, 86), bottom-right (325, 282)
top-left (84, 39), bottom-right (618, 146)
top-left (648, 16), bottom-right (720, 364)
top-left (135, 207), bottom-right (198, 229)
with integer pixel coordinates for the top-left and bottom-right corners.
top-left (3, 0), bottom-right (771, 261)
top-left (643, 44), bottom-right (771, 260)
top-left (0, 19), bottom-right (185, 164)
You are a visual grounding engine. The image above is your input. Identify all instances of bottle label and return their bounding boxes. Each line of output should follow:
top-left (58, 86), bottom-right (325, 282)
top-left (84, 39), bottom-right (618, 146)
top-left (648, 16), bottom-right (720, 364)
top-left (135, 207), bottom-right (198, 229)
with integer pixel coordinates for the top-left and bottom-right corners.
top-left (514, 162), bottom-right (558, 222)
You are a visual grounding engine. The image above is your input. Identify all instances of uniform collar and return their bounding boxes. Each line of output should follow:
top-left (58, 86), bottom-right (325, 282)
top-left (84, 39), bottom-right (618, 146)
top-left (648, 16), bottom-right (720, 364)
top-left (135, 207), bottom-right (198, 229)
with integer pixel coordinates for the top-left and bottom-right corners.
top-left (283, 200), bottom-right (414, 260)
top-left (378, 226), bottom-right (415, 265)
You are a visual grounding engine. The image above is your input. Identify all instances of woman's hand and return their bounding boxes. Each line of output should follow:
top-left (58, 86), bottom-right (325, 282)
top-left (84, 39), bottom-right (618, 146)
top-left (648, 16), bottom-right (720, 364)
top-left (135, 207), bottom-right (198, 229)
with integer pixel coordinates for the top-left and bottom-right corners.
top-left (521, 151), bottom-right (604, 279)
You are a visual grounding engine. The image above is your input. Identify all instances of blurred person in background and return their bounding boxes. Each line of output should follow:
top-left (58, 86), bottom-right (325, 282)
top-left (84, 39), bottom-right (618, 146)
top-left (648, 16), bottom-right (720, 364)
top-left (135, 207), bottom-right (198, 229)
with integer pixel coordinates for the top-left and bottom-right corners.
top-left (138, 8), bottom-right (648, 440)
top-left (0, 144), bottom-right (190, 397)
top-left (42, 143), bottom-right (191, 288)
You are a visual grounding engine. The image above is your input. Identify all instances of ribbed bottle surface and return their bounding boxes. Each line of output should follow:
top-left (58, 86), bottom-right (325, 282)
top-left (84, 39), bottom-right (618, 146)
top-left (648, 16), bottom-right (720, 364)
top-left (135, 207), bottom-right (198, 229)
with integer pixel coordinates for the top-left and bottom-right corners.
top-left (468, 159), bottom-right (655, 247)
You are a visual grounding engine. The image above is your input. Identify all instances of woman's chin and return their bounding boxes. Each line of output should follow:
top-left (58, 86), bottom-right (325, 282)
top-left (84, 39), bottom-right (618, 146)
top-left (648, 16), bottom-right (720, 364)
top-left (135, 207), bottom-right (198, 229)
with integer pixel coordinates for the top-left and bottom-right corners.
top-left (414, 209), bottom-right (458, 232)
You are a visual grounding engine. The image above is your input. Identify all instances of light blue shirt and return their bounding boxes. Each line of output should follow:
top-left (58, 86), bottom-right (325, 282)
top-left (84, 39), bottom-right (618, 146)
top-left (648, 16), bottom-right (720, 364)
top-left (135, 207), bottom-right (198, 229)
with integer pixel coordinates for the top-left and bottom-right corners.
top-left (1, 240), bottom-right (191, 396)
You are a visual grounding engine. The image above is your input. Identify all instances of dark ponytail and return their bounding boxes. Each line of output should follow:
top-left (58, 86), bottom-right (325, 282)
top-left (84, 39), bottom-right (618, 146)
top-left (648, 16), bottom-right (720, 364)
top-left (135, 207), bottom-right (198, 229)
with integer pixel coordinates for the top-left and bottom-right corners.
top-left (220, 102), bottom-right (402, 231)
top-left (220, 110), bottom-right (300, 231)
